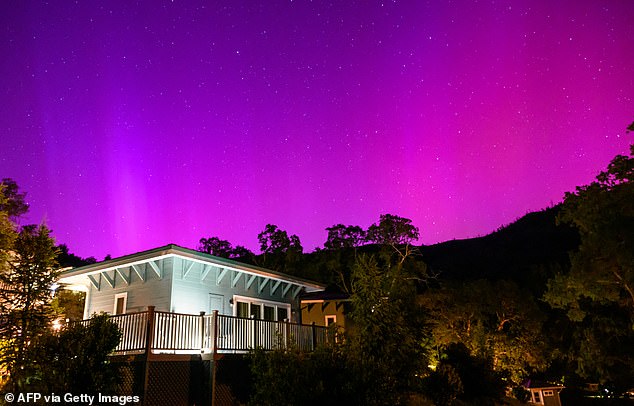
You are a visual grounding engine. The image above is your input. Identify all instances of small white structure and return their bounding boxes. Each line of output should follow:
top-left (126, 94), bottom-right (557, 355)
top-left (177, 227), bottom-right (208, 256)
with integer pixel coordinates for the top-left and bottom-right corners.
top-left (526, 381), bottom-right (564, 406)
top-left (59, 244), bottom-right (326, 322)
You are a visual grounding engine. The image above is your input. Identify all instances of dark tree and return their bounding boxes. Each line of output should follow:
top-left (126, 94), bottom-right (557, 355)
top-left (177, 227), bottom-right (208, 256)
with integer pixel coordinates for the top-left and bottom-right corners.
top-left (0, 224), bottom-right (59, 392)
top-left (324, 224), bottom-right (366, 250)
top-left (0, 185), bottom-right (15, 278)
top-left (544, 137), bottom-right (634, 387)
top-left (57, 243), bottom-right (98, 268)
top-left (545, 142), bottom-right (634, 319)
top-left (347, 253), bottom-right (428, 405)
top-left (433, 343), bottom-right (506, 404)
top-left (248, 344), bottom-right (353, 406)
top-left (421, 279), bottom-right (547, 385)
top-left (198, 236), bottom-right (255, 259)
top-left (231, 245), bottom-right (255, 259)
top-left (199, 236), bottom-right (234, 257)
top-left (257, 224), bottom-right (302, 255)
top-left (366, 214), bottom-right (419, 246)
top-left (0, 178), bottom-right (29, 219)
top-left (27, 314), bottom-right (121, 394)
top-left (0, 180), bottom-right (61, 392)
top-left (255, 225), bottom-right (303, 272)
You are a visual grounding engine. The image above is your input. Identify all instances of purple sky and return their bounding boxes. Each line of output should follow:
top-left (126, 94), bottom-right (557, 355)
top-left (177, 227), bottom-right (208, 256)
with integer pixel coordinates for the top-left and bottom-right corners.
top-left (1, 1), bottom-right (633, 260)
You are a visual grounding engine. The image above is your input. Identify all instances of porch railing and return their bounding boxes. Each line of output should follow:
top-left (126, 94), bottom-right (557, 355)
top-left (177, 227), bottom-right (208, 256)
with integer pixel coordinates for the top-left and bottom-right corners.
top-left (80, 306), bottom-right (330, 355)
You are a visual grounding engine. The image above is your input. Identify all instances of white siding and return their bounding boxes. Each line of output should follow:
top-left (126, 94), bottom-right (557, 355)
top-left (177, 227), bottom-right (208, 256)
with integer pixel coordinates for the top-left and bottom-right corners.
top-left (170, 257), bottom-right (301, 320)
top-left (84, 258), bottom-right (173, 315)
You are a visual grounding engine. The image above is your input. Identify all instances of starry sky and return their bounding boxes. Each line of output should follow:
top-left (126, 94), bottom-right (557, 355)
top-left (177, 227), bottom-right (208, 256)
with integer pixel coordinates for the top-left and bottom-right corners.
top-left (1, 1), bottom-right (633, 260)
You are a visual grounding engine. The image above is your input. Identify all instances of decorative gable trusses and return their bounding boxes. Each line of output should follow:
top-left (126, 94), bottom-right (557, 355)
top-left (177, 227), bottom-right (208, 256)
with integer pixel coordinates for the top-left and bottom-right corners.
top-left (59, 244), bottom-right (324, 300)
top-left (183, 258), bottom-right (305, 299)
top-left (85, 260), bottom-right (163, 290)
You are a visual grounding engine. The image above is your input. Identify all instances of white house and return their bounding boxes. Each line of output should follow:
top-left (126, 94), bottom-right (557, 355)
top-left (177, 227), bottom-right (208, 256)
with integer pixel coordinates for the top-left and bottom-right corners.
top-left (58, 244), bottom-right (326, 323)
top-left (525, 381), bottom-right (564, 406)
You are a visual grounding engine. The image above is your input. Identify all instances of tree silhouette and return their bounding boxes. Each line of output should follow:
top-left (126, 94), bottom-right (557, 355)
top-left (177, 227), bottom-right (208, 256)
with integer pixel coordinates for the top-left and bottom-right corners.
top-left (324, 224), bottom-right (366, 250)
top-left (366, 214), bottom-right (419, 246)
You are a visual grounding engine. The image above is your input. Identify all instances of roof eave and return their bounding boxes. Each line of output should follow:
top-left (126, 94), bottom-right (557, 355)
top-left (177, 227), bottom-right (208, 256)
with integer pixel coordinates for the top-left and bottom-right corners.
top-left (59, 244), bottom-right (326, 291)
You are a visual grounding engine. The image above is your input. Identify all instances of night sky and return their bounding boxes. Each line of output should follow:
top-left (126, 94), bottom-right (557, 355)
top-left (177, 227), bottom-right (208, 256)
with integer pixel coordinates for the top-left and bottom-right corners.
top-left (1, 1), bottom-right (633, 260)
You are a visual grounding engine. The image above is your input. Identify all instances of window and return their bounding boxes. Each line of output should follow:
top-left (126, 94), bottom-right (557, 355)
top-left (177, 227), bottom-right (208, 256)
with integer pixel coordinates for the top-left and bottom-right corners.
top-left (250, 303), bottom-right (261, 319)
top-left (237, 301), bottom-right (249, 318)
top-left (325, 315), bottom-right (337, 326)
top-left (264, 305), bottom-right (275, 321)
top-left (113, 293), bottom-right (127, 315)
top-left (543, 390), bottom-right (554, 397)
top-left (233, 295), bottom-right (291, 321)
top-left (277, 307), bottom-right (288, 321)
top-left (532, 391), bottom-right (541, 404)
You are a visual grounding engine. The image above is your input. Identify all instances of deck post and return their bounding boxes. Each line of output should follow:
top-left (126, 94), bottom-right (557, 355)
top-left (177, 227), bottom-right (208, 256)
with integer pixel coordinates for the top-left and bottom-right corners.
top-left (285, 319), bottom-right (290, 349)
top-left (143, 306), bottom-right (156, 406)
top-left (211, 310), bottom-right (219, 406)
top-left (199, 311), bottom-right (206, 352)
top-left (311, 322), bottom-right (316, 351)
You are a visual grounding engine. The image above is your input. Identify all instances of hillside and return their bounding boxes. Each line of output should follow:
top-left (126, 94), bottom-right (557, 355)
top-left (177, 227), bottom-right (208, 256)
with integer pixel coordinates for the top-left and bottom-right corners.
top-left (284, 206), bottom-right (581, 294)
top-left (421, 206), bottom-right (579, 286)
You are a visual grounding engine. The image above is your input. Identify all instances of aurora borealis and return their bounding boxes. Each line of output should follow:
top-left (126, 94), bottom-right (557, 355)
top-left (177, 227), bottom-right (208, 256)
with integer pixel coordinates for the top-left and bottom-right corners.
top-left (1, 1), bottom-right (633, 259)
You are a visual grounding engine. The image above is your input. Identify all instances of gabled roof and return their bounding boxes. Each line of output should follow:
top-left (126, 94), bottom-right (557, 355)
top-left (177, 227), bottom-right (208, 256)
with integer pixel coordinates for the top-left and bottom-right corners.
top-left (58, 244), bottom-right (326, 292)
top-left (524, 379), bottom-right (564, 390)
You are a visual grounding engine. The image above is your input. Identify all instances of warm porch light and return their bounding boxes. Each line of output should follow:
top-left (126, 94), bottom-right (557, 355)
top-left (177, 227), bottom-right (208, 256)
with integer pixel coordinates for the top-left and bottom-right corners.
top-left (51, 318), bottom-right (62, 331)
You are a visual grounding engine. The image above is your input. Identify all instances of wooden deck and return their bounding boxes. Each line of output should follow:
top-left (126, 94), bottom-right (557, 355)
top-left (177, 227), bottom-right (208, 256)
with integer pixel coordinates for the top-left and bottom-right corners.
top-left (81, 306), bottom-right (330, 355)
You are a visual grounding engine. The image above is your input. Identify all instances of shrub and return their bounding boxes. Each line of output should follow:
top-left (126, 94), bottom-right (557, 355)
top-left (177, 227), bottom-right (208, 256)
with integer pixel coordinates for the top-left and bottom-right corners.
top-left (19, 314), bottom-right (121, 394)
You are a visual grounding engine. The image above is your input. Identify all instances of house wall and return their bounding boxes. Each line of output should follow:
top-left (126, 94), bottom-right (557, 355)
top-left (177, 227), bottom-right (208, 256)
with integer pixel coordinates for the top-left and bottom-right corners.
top-left (301, 301), bottom-right (348, 328)
top-left (542, 391), bottom-right (561, 406)
top-left (84, 258), bottom-right (173, 316)
top-left (530, 389), bottom-right (561, 406)
top-left (170, 257), bottom-right (301, 321)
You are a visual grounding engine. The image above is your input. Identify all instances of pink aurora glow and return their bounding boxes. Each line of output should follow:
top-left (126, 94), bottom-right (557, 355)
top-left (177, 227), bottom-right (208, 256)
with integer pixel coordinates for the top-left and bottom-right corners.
top-left (0, 1), bottom-right (632, 259)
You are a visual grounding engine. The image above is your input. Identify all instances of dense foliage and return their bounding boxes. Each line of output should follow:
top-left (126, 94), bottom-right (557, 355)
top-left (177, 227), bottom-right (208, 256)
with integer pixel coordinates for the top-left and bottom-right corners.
top-left (544, 141), bottom-right (634, 389)
top-left (198, 236), bottom-right (254, 259)
top-left (244, 129), bottom-right (634, 403)
top-left (0, 180), bottom-right (121, 393)
top-left (0, 181), bottom-right (60, 392)
top-left (346, 252), bottom-right (429, 405)
top-left (249, 344), bottom-right (353, 406)
top-left (249, 249), bottom-right (429, 406)
top-left (24, 314), bottom-right (121, 394)
top-left (422, 279), bottom-right (547, 385)
top-left (423, 343), bottom-right (506, 405)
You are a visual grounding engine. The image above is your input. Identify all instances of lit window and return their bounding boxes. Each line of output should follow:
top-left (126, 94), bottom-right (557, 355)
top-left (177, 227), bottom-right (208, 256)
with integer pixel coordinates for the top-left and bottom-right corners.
top-left (233, 295), bottom-right (291, 321)
top-left (543, 390), bottom-right (554, 397)
top-left (325, 315), bottom-right (337, 326)
top-left (533, 391), bottom-right (541, 403)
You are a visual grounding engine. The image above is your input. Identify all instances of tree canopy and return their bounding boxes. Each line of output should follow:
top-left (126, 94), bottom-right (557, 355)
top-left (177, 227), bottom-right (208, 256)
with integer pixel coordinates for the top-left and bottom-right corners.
top-left (347, 253), bottom-right (429, 405)
top-left (366, 214), bottom-right (420, 246)
top-left (421, 279), bottom-right (547, 385)
top-left (198, 236), bottom-right (254, 259)
top-left (543, 137), bottom-right (634, 387)
top-left (0, 178), bottom-right (29, 220)
top-left (545, 143), bottom-right (634, 321)
top-left (257, 224), bottom-right (303, 255)
top-left (324, 224), bottom-right (366, 250)
top-left (0, 179), bottom-right (60, 392)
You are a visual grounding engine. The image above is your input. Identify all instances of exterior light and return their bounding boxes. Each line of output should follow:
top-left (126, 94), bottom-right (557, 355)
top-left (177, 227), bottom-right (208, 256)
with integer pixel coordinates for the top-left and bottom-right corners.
top-left (51, 319), bottom-right (62, 331)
